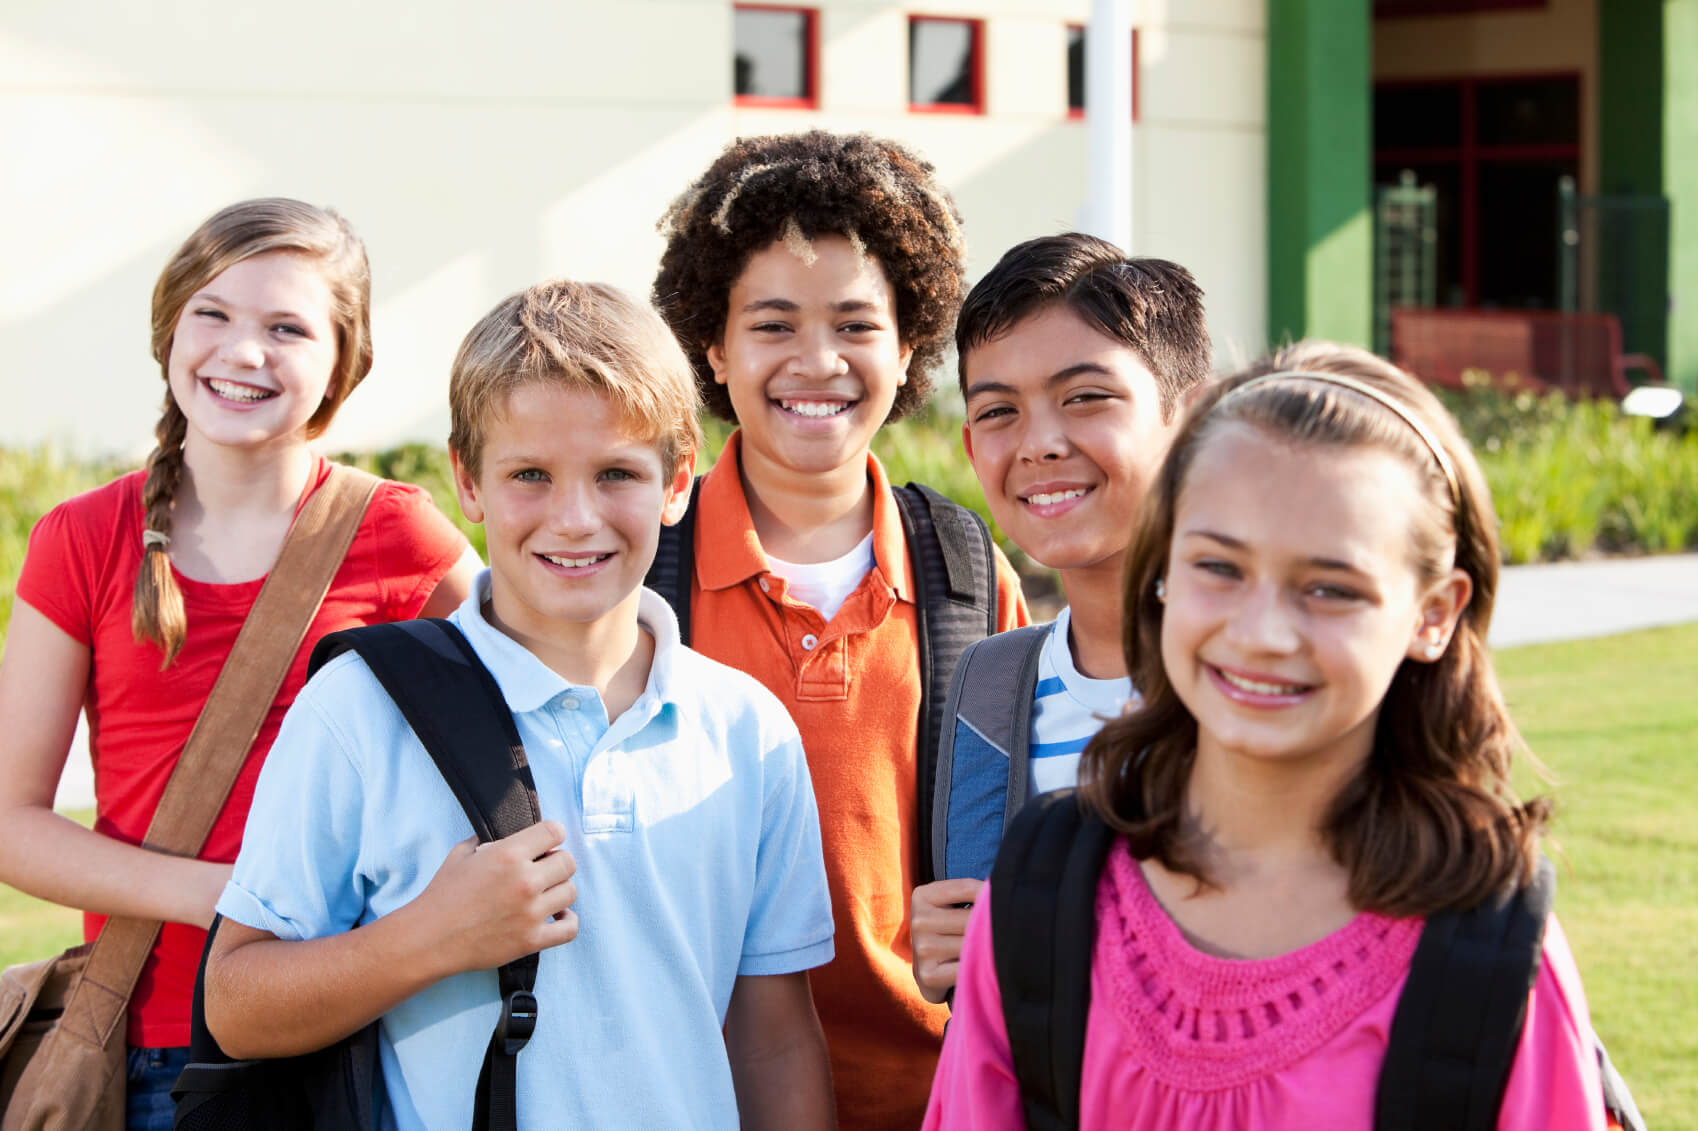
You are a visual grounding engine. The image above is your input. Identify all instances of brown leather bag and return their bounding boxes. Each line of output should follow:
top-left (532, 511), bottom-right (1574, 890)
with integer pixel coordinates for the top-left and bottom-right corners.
top-left (0, 464), bottom-right (380, 1131)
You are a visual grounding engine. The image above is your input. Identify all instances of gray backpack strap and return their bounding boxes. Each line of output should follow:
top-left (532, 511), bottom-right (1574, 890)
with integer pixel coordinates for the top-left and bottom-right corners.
top-left (893, 483), bottom-right (1000, 886)
top-left (931, 623), bottom-right (1050, 881)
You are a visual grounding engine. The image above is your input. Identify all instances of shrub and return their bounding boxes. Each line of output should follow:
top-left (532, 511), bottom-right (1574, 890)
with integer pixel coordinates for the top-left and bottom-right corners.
top-left (1437, 373), bottom-right (1698, 563)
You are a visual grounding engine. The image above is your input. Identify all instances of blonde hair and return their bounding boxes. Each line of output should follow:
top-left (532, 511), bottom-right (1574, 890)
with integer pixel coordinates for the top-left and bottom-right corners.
top-left (1081, 341), bottom-right (1549, 917)
top-left (448, 279), bottom-right (703, 480)
top-left (136, 198), bottom-right (371, 667)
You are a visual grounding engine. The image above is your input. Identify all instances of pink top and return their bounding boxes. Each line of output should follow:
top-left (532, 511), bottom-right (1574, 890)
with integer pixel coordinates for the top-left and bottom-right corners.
top-left (924, 844), bottom-right (1605, 1130)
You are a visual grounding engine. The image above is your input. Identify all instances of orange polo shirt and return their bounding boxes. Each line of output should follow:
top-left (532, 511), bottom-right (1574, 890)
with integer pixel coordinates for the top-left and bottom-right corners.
top-left (689, 432), bottom-right (1027, 1130)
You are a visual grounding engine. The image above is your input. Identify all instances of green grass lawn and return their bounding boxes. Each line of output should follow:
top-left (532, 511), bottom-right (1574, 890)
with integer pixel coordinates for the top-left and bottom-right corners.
top-left (3, 625), bottom-right (1693, 1122)
top-left (1497, 622), bottom-right (1698, 1129)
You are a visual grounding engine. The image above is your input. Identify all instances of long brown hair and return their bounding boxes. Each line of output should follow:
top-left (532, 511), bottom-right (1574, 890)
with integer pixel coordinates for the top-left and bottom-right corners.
top-left (134, 198), bottom-right (372, 666)
top-left (1079, 341), bottom-right (1549, 917)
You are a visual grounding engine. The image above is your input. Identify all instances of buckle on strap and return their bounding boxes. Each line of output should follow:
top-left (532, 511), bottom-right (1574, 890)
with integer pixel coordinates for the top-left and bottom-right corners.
top-left (495, 990), bottom-right (538, 1056)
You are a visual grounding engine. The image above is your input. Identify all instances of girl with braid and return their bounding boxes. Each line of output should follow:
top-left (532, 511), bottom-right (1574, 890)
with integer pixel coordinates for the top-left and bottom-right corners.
top-left (0, 198), bottom-right (478, 1130)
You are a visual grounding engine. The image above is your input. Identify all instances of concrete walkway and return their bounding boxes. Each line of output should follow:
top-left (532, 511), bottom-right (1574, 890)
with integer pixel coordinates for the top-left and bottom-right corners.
top-left (1486, 552), bottom-right (1698, 648)
top-left (50, 552), bottom-right (1698, 811)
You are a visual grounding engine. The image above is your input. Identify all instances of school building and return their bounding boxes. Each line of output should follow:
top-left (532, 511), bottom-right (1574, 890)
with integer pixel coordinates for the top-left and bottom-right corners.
top-left (3, 0), bottom-right (1693, 459)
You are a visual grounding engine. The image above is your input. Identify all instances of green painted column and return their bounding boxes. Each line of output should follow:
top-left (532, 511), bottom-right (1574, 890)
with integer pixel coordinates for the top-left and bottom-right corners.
top-left (1598, 0), bottom-right (1667, 377)
top-left (1667, 0), bottom-right (1698, 393)
top-left (1266, 0), bottom-right (1373, 349)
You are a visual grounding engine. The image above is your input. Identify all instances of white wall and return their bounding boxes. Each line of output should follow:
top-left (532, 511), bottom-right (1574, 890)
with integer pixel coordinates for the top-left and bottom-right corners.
top-left (2, 0), bottom-right (1267, 460)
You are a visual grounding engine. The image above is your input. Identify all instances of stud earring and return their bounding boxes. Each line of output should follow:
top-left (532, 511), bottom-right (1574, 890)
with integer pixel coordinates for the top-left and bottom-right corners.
top-left (1154, 578), bottom-right (1166, 603)
top-left (1424, 638), bottom-right (1444, 660)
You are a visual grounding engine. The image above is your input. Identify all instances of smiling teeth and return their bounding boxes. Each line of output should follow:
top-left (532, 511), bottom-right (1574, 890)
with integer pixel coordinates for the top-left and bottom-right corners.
top-left (542, 553), bottom-right (609, 568)
top-left (1218, 669), bottom-right (1308, 695)
top-left (207, 379), bottom-right (274, 402)
top-left (782, 400), bottom-right (850, 418)
top-left (1026, 488), bottom-right (1087, 506)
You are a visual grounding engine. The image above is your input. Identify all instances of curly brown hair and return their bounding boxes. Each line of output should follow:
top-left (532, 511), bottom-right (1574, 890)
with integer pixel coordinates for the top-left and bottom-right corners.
top-left (653, 130), bottom-right (967, 424)
top-left (1080, 341), bottom-right (1550, 919)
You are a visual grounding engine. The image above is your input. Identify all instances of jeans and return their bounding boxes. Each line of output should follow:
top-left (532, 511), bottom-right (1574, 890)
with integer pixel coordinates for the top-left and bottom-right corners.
top-left (125, 1045), bottom-right (189, 1131)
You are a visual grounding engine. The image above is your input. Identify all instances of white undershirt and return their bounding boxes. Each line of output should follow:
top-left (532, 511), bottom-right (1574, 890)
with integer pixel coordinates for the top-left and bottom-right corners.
top-left (765, 532), bottom-right (876, 623)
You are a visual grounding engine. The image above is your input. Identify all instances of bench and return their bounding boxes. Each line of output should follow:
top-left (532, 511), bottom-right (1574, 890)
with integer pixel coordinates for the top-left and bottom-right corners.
top-left (1389, 308), bottom-right (1664, 399)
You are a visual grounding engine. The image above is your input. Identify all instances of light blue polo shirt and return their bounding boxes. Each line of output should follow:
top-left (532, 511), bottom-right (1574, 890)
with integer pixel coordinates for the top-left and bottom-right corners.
top-left (218, 573), bottom-right (834, 1131)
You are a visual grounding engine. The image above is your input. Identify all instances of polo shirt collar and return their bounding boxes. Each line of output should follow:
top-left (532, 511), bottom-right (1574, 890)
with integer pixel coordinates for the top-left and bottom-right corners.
top-left (451, 570), bottom-right (686, 716)
top-left (695, 429), bottom-right (916, 603)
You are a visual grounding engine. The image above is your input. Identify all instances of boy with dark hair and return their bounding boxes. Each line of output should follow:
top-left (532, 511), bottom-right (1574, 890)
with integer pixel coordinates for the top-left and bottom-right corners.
top-left (651, 130), bottom-right (1029, 1128)
top-left (203, 279), bottom-right (836, 1129)
top-left (912, 232), bottom-right (1210, 1004)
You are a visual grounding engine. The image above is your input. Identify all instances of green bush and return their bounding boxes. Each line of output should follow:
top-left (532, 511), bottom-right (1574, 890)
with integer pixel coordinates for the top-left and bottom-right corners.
top-left (0, 448), bottom-right (125, 639)
top-left (3, 379), bottom-right (1692, 642)
top-left (1437, 374), bottom-right (1698, 563)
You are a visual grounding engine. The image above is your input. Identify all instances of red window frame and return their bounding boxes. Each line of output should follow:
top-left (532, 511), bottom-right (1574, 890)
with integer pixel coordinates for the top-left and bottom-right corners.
top-left (733, 4), bottom-right (819, 110)
top-left (908, 15), bottom-right (985, 115)
top-left (1066, 24), bottom-right (1139, 123)
top-left (1374, 71), bottom-right (1581, 307)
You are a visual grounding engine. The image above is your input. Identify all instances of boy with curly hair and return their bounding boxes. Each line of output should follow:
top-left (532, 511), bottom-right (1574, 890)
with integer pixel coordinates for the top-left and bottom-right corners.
top-left (652, 130), bottom-right (1028, 1128)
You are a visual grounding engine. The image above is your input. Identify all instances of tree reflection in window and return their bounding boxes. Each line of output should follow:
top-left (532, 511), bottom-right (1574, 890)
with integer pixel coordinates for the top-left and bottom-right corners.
top-left (910, 18), bottom-right (979, 109)
top-left (734, 6), bottom-right (812, 102)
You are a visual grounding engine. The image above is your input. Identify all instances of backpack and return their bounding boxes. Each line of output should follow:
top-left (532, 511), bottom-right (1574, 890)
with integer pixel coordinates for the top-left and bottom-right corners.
top-left (646, 478), bottom-right (999, 885)
top-left (989, 790), bottom-right (1646, 1131)
top-left (928, 624), bottom-right (1050, 883)
top-left (172, 619), bottom-right (545, 1131)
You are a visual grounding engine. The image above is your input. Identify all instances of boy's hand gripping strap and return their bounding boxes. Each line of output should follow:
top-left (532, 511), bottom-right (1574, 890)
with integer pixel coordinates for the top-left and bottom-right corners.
top-left (45, 465), bottom-right (379, 1059)
top-left (309, 618), bottom-right (543, 1131)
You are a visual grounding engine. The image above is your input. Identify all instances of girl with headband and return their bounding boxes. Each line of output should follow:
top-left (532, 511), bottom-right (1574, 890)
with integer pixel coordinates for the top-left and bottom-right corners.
top-left (924, 341), bottom-right (1611, 1129)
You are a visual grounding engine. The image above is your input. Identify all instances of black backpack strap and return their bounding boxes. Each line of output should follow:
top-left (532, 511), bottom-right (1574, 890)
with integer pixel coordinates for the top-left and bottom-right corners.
top-left (1375, 856), bottom-right (1556, 1131)
top-left (990, 789), bottom-right (1117, 1131)
top-left (893, 483), bottom-right (999, 886)
top-left (644, 476), bottom-right (701, 646)
top-left (930, 624), bottom-right (1049, 881)
top-left (310, 620), bottom-right (543, 1131)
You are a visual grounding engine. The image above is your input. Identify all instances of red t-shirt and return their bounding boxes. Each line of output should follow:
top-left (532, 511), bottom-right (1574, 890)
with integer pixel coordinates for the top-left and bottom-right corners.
top-left (15, 458), bottom-right (468, 1047)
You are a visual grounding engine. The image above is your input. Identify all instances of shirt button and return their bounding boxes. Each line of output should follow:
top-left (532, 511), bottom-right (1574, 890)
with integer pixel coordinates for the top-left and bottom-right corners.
top-left (800, 633), bottom-right (818, 651)
top-left (759, 577), bottom-right (771, 593)
top-left (562, 695), bottom-right (580, 710)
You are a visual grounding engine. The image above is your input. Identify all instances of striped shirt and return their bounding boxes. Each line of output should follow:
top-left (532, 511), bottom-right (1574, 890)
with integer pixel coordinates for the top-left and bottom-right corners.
top-left (1029, 606), bottom-right (1136, 795)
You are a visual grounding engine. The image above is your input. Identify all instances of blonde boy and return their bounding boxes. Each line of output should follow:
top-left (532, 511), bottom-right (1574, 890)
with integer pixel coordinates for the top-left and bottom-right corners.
top-left (204, 280), bottom-right (836, 1129)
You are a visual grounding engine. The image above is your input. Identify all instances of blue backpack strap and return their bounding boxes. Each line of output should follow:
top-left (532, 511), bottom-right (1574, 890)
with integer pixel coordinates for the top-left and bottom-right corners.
top-left (990, 789), bottom-right (1117, 1131)
top-left (644, 477), bottom-right (702, 646)
top-left (893, 483), bottom-right (999, 886)
top-left (932, 624), bottom-right (1050, 881)
top-left (1375, 856), bottom-right (1556, 1131)
top-left (310, 620), bottom-right (543, 1131)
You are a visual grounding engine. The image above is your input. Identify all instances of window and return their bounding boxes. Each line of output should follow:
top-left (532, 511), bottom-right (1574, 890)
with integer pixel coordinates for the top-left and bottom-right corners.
top-left (1373, 74), bottom-right (1581, 309)
top-left (734, 5), bottom-right (817, 108)
top-left (909, 16), bottom-right (983, 113)
top-left (1066, 25), bottom-right (1140, 122)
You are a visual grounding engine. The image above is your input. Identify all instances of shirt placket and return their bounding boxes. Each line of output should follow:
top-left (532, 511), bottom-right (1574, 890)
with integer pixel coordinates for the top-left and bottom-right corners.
top-left (551, 689), bottom-right (634, 835)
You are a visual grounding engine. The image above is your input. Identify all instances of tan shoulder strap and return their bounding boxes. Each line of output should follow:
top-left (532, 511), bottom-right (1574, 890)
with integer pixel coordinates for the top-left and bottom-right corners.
top-left (57, 463), bottom-right (382, 1051)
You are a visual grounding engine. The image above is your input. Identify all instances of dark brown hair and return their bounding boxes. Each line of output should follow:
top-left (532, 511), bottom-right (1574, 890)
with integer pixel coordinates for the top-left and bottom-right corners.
top-left (956, 233), bottom-right (1212, 420)
top-left (1079, 340), bottom-right (1549, 917)
top-left (448, 278), bottom-right (702, 480)
top-left (135, 198), bottom-right (372, 666)
top-left (652, 130), bottom-right (966, 423)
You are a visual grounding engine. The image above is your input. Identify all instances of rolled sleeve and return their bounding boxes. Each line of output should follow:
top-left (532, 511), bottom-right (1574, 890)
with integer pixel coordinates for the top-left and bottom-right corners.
top-left (216, 663), bottom-right (373, 942)
top-left (739, 732), bottom-right (834, 976)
